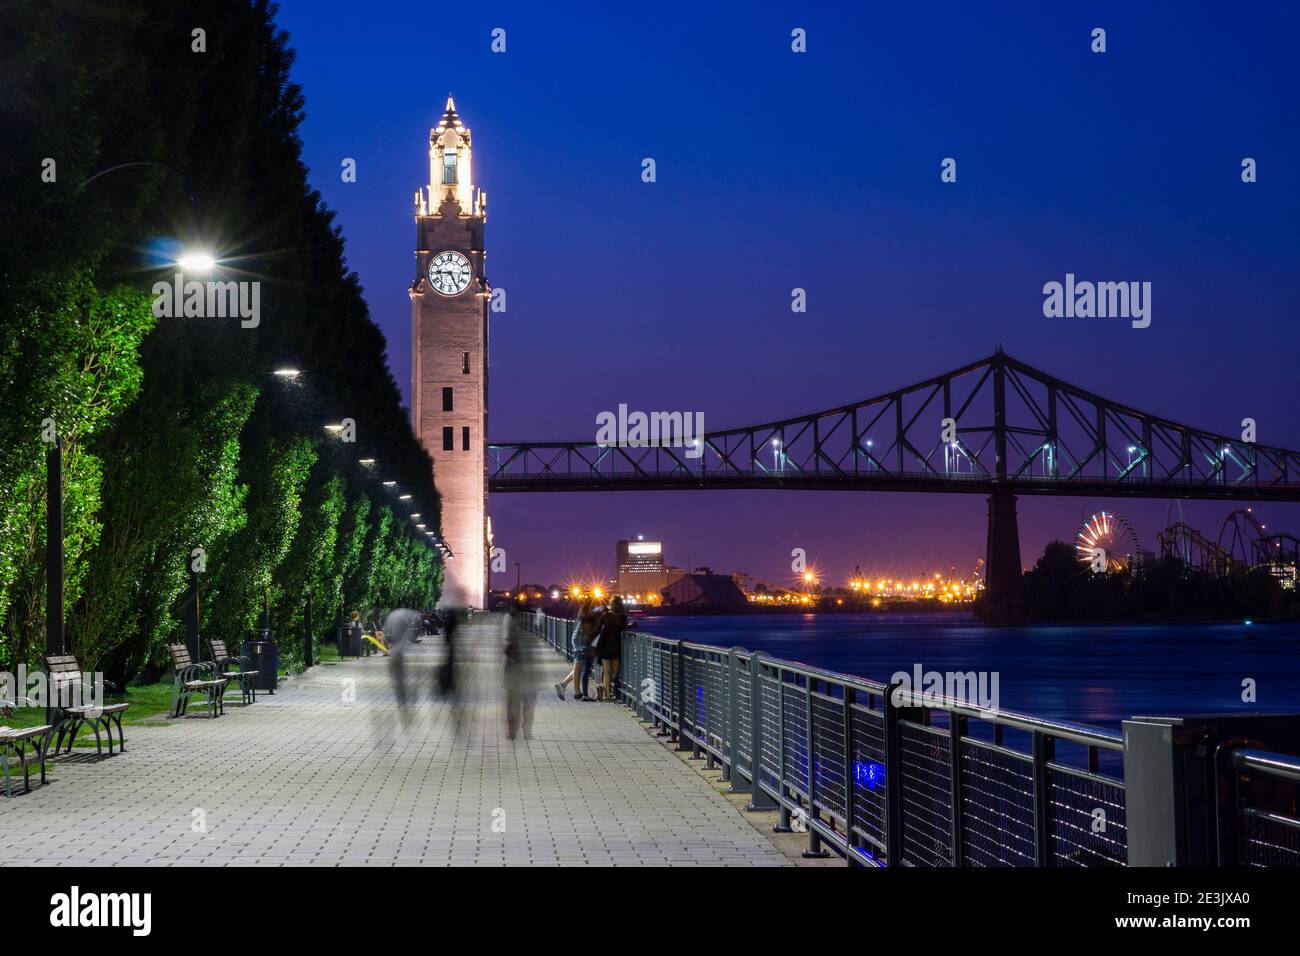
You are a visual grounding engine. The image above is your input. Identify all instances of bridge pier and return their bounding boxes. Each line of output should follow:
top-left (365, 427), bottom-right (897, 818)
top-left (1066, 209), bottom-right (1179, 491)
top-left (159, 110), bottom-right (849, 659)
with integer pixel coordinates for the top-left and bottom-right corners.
top-left (983, 491), bottom-right (1025, 625)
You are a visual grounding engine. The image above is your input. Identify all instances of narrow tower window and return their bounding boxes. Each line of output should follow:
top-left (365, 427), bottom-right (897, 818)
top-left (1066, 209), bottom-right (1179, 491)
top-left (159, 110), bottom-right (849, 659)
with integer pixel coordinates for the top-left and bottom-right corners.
top-left (442, 386), bottom-right (453, 412)
top-left (442, 426), bottom-right (454, 451)
top-left (443, 148), bottom-right (458, 185)
top-left (462, 426), bottom-right (470, 451)
top-left (461, 351), bottom-right (470, 374)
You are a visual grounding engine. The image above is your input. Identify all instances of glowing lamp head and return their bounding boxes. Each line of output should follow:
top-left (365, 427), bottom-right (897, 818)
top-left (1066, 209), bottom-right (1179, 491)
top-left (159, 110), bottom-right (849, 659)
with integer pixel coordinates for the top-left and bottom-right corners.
top-left (176, 251), bottom-right (216, 273)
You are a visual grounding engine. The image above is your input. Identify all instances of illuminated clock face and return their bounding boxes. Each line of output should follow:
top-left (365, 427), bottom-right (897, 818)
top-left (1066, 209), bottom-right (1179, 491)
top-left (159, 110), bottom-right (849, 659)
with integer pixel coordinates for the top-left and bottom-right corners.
top-left (428, 250), bottom-right (473, 296)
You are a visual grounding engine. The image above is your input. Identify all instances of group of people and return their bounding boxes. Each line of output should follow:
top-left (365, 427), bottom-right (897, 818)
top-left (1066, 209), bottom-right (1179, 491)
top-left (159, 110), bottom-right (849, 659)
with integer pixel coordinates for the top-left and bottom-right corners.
top-left (555, 596), bottom-right (632, 702)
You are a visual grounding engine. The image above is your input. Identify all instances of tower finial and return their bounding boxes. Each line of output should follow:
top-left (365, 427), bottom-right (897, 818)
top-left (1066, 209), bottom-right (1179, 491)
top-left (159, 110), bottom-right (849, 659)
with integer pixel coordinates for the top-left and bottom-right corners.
top-left (445, 93), bottom-right (456, 113)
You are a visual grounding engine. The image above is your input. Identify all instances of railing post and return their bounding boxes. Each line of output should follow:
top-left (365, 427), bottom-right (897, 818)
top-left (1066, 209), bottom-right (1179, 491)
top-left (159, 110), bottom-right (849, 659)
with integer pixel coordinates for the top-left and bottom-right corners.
top-left (724, 648), bottom-right (742, 787)
top-left (803, 675), bottom-right (829, 858)
top-left (655, 640), bottom-right (671, 738)
top-left (681, 639), bottom-right (691, 749)
top-left (773, 665), bottom-right (791, 831)
top-left (633, 633), bottom-right (646, 719)
top-left (949, 713), bottom-right (966, 866)
top-left (704, 653), bottom-right (717, 769)
top-left (675, 640), bottom-right (692, 751)
top-left (1032, 730), bottom-right (1055, 866)
top-left (842, 685), bottom-right (859, 866)
top-left (883, 680), bottom-right (905, 867)
top-left (746, 653), bottom-right (777, 811)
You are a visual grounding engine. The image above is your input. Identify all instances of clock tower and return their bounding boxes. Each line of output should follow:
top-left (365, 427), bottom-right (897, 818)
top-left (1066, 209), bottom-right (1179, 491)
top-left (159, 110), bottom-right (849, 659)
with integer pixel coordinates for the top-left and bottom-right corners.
top-left (410, 95), bottom-right (489, 608)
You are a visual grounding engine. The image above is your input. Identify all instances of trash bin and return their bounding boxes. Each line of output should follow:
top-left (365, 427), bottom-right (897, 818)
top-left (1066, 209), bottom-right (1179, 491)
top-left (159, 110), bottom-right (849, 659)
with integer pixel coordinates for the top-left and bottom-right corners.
top-left (337, 622), bottom-right (362, 657)
top-left (241, 632), bottom-right (279, 693)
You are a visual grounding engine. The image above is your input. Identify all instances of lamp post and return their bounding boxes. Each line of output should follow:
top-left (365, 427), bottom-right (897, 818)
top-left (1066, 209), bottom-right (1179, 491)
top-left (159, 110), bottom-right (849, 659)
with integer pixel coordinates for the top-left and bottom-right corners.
top-left (304, 590), bottom-right (314, 669)
top-left (45, 436), bottom-right (64, 657)
top-left (173, 251), bottom-right (217, 663)
top-left (185, 556), bottom-right (201, 660)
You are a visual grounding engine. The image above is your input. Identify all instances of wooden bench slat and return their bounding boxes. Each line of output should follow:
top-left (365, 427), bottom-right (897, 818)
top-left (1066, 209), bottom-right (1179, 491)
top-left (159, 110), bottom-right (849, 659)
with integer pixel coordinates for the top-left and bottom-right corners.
top-left (0, 725), bottom-right (53, 742)
top-left (62, 703), bottom-right (130, 716)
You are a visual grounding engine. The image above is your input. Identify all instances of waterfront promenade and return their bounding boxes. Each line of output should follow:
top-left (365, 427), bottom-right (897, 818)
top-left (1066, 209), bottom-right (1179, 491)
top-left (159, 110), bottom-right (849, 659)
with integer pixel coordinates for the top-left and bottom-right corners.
top-left (0, 621), bottom-right (788, 866)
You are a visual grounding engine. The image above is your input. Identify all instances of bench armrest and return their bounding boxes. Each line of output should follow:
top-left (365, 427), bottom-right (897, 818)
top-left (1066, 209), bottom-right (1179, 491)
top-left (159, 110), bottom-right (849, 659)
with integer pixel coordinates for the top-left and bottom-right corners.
top-left (176, 663), bottom-right (218, 684)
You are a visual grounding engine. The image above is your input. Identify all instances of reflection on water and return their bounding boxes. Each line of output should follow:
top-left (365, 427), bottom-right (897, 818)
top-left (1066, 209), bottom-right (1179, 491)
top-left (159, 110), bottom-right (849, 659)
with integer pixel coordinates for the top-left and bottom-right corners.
top-left (636, 612), bottom-right (1300, 730)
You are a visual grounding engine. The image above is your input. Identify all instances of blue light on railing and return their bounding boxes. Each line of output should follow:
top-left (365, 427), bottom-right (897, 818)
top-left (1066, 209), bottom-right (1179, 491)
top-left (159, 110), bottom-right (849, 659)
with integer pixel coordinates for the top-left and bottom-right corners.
top-left (854, 760), bottom-right (886, 790)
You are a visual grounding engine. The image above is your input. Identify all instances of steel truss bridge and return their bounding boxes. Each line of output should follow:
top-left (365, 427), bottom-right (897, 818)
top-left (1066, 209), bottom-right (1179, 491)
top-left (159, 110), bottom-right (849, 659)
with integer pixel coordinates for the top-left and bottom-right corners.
top-left (489, 349), bottom-right (1300, 501)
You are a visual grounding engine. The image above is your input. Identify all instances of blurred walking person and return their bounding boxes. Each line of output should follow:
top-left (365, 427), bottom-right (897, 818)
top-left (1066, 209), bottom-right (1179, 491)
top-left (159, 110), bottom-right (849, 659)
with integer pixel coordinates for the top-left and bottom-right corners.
top-left (384, 608), bottom-right (421, 728)
top-left (437, 602), bottom-right (469, 736)
top-left (503, 615), bottom-right (538, 740)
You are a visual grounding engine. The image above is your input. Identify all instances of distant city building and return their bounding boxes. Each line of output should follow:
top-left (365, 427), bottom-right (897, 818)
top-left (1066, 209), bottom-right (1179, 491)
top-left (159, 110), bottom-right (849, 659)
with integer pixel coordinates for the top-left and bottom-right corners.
top-left (661, 572), bottom-right (748, 609)
top-left (616, 538), bottom-right (668, 596)
top-left (731, 571), bottom-right (754, 595)
top-left (664, 565), bottom-right (686, 587)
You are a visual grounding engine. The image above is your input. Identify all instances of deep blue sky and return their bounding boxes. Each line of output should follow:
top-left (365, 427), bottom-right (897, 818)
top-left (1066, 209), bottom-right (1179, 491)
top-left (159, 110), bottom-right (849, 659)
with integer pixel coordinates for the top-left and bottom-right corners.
top-left (276, 0), bottom-right (1300, 588)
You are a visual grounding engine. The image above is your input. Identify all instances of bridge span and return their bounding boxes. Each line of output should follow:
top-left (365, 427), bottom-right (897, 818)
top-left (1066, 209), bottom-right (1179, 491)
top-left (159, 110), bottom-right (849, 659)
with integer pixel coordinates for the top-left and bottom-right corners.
top-left (490, 349), bottom-right (1300, 624)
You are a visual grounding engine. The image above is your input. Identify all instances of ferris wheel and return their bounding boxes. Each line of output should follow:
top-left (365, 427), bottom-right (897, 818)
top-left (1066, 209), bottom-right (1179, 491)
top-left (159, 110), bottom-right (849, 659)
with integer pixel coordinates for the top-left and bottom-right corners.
top-left (1075, 511), bottom-right (1138, 572)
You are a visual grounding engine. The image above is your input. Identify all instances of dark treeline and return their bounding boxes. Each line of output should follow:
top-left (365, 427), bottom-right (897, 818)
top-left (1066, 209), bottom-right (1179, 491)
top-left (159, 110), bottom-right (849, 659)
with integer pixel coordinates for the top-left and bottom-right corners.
top-left (1, 0), bottom-right (442, 683)
top-left (1021, 541), bottom-right (1292, 623)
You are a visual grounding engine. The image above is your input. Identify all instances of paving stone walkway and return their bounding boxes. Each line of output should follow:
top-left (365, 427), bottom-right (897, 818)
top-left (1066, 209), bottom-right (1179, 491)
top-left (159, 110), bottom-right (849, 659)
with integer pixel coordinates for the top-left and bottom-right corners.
top-left (0, 617), bottom-right (788, 866)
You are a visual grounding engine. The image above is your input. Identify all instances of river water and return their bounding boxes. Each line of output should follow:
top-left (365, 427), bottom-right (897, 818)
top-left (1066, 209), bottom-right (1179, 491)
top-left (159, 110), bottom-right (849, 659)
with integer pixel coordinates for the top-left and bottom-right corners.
top-left (634, 612), bottom-right (1300, 732)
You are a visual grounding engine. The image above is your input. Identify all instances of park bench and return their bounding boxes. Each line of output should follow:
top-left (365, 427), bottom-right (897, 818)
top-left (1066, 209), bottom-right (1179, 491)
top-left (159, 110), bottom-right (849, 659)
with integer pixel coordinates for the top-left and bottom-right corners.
top-left (0, 722), bottom-right (54, 797)
top-left (167, 644), bottom-right (227, 718)
top-left (208, 637), bottom-right (256, 705)
top-left (44, 654), bottom-right (131, 758)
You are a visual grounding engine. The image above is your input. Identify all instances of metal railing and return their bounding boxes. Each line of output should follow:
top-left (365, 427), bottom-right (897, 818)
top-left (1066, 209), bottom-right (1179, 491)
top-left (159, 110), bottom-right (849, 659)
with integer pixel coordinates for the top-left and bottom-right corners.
top-left (519, 610), bottom-right (1128, 867)
top-left (1228, 749), bottom-right (1300, 867)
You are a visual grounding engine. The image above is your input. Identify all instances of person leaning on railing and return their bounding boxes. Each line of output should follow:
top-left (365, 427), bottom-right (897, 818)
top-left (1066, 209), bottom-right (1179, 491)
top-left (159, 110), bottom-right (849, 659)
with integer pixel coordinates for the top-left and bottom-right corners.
top-left (555, 599), bottom-right (600, 701)
top-left (597, 597), bottom-right (631, 702)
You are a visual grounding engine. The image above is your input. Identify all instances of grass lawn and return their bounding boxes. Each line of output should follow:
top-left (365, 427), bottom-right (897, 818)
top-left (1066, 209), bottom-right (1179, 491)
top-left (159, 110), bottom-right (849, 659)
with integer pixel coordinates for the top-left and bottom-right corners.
top-left (2, 680), bottom-right (180, 748)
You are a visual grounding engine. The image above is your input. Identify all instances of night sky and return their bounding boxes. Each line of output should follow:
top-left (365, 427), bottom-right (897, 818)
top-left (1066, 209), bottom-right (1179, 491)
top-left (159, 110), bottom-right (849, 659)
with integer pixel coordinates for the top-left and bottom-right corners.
top-left (275, 1), bottom-right (1300, 589)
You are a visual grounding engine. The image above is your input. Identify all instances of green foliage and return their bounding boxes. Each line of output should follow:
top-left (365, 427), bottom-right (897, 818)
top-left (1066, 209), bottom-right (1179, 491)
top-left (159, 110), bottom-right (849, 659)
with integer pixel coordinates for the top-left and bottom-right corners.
top-left (0, 270), bottom-right (154, 670)
top-left (1, 0), bottom-right (444, 681)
